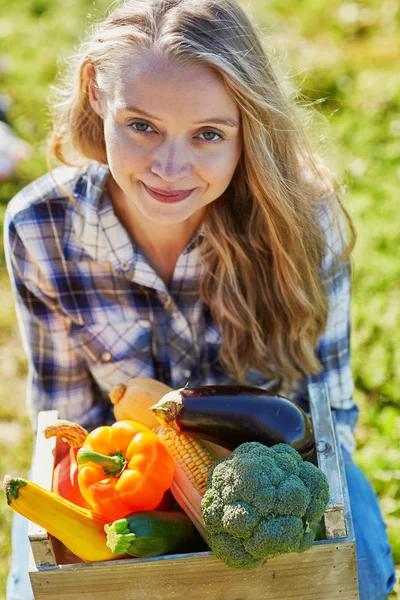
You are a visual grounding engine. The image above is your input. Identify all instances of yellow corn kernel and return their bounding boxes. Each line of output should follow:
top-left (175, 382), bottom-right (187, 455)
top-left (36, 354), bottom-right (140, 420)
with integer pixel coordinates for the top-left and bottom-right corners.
top-left (157, 427), bottom-right (216, 494)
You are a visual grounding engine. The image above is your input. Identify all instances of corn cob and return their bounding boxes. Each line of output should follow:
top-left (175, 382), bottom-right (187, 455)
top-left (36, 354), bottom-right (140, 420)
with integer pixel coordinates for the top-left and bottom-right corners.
top-left (170, 463), bottom-right (206, 539)
top-left (157, 427), bottom-right (217, 494)
top-left (156, 426), bottom-right (220, 540)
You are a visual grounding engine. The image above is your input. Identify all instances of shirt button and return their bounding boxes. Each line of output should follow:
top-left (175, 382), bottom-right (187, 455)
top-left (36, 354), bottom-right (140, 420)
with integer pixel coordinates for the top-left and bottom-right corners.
top-left (101, 351), bottom-right (112, 362)
top-left (120, 262), bottom-right (129, 271)
top-left (182, 368), bottom-right (191, 378)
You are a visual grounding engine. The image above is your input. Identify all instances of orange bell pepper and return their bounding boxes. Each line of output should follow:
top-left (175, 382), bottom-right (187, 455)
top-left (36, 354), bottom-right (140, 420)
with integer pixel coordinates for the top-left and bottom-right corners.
top-left (76, 420), bottom-right (174, 521)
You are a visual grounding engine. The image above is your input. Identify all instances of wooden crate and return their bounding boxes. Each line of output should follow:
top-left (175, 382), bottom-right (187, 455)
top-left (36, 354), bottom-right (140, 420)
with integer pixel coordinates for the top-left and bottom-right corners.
top-left (28, 383), bottom-right (359, 600)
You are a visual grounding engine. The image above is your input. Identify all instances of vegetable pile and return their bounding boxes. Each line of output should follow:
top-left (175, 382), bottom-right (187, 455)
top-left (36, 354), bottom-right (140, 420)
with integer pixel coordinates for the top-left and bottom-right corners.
top-left (3, 378), bottom-right (330, 571)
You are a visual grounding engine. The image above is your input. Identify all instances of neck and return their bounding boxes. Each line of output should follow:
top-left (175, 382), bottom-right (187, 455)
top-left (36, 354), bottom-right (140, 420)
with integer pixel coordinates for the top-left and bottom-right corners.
top-left (108, 177), bottom-right (204, 285)
top-left (134, 214), bottom-right (203, 255)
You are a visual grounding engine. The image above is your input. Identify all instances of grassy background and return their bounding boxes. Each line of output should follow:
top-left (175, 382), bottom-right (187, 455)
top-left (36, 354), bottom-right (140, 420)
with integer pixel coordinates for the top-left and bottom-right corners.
top-left (0, 0), bottom-right (399, 597)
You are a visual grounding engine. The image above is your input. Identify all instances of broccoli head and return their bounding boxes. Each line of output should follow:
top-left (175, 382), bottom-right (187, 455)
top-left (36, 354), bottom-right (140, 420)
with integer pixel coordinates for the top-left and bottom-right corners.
top-left (201, 442), bottom-right (330, 569)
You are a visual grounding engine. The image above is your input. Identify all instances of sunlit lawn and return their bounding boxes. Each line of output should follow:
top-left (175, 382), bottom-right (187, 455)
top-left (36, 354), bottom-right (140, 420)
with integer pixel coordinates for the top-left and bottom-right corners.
top-left (0, 0), bottom-right (398, 596)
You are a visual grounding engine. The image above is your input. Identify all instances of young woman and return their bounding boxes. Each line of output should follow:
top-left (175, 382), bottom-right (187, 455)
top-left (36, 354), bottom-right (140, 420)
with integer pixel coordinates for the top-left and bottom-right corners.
top-left (5, 1), bottom-right (396, 598)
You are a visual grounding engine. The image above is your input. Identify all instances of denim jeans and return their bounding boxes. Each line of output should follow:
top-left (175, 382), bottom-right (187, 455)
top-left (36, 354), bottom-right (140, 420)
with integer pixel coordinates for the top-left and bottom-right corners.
top-left (341, 447), bottom-right (396, 600)
top-left (7, 450), bottom-right (397, 600)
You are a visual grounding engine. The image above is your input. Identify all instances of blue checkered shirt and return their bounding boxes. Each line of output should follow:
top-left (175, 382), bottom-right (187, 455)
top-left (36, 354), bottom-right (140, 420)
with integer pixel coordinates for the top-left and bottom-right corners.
top-left (4, 161), bottom-right (359, 452)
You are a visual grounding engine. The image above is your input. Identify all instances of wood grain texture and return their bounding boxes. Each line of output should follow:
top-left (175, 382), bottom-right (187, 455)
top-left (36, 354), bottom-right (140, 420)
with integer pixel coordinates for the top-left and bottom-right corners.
top-left (29, 542), bottom-right (358, 600)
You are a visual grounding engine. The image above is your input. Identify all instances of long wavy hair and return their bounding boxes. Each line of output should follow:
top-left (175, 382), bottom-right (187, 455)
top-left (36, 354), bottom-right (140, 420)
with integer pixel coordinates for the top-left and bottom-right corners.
top-left (48, 0), bottom-right (356, 384)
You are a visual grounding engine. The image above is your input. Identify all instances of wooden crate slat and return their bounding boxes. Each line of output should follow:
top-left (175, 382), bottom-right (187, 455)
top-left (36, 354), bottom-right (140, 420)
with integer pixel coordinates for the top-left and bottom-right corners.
top-left (28, 409), bottom-right (59, 568)
top-left (307, 383), bottom-right (347, 538)
top-left (29, 542), bottom-right (358, 600)
top-left (334, 425), bottom-right (355, 541)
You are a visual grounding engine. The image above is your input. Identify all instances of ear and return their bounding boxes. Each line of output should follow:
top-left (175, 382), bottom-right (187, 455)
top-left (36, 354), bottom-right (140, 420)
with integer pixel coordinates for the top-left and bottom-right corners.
top-left (85, 64), bottom-right (104, 119)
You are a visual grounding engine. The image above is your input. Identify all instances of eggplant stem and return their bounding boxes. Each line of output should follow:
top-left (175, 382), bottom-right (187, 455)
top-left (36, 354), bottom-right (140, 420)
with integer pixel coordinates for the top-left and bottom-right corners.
top-left (149, 391), bottom-right (184, 431)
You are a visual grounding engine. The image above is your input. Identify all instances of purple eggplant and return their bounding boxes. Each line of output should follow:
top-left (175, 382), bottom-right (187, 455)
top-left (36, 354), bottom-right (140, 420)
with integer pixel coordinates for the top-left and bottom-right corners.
top-left (150, 384), bottom-right (315, 459)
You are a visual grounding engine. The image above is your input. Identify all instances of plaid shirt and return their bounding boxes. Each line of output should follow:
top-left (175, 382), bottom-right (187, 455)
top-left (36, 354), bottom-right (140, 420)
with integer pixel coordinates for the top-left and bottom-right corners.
top-left (4, 160), bottom-right (359, 452)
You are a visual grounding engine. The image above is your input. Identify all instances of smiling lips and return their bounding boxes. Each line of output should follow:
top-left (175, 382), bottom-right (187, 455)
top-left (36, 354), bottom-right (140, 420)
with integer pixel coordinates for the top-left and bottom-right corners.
top-left (143, 182), bottom-right (195, 203)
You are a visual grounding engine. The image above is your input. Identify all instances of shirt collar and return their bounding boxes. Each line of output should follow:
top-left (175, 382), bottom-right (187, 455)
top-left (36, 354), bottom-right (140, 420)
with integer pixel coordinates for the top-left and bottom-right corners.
top-left (69, 161), bottom-right (137, 272)
top-left (68, 161), bottom-right (205, 291)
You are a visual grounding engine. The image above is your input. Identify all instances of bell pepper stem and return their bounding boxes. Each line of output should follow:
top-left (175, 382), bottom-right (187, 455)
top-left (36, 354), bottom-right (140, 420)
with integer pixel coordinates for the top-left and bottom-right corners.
top-left (76, 449), bottom-right (127, 477)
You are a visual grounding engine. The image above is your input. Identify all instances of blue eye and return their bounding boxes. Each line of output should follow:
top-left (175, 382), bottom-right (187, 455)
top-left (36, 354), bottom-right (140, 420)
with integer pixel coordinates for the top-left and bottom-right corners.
top-left (129, 121), bottom-right (154, 133)
top-left (199, 131), bottom-right (223, 143)
top-left (128, 120), bottom-right (224, 143)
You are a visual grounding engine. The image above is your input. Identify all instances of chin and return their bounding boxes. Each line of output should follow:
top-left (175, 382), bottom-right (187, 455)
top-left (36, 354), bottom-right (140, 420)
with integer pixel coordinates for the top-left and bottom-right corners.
top-left (138, 199), bottom-right (200, 225)
top-left (144, 209), bottom-right (195, 225)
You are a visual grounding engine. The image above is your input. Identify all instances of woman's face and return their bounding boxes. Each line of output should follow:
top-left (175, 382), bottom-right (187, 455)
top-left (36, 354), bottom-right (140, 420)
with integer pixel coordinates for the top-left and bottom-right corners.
top-left (89, 50), bottom-right (242, 225)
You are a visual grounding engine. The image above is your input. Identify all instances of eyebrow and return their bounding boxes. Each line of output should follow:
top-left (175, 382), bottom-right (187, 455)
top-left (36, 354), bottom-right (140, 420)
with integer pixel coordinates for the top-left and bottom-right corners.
top-left (120, 105), bottom-right (240, 128)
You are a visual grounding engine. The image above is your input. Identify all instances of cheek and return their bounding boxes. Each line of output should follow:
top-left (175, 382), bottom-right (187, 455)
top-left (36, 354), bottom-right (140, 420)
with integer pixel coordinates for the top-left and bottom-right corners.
top-left (103, 123), bottom-right (148, 169)
top-left (200, 147), bottom-right (240, 186)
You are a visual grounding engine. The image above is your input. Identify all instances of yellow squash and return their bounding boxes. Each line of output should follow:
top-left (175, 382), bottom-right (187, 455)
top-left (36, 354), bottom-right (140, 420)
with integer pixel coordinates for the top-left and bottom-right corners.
top-left (4, 475), bottom-right (118, 562)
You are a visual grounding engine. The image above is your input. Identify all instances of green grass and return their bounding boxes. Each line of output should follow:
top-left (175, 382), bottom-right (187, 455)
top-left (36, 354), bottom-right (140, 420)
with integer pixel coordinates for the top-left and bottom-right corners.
top-left (0, 0), bottom-right (399, 597)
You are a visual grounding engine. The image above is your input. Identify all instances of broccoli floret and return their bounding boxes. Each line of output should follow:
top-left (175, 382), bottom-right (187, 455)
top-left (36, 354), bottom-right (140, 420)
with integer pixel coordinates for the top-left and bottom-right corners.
top-left (221, 502), bottom-right (259, 539)
top-left (201, 489), bottom-right (225, 535)
top-left (206, 533), bottom-right (264, 569)
top-left (231, 441), bottom-right (274, 460)
top-left (272, 444), bottom-right (303, 476)
top-left (297, 527), bottom-right (318, 553)
top-left (275, 476), bottom-right (311, 517)
top-left (298, 460), bottom-right (330, 500)
top-left (298, 461), bottom-right (331, 522)
top-left (251, 484), bottom-right (277, 517)
top-left (201, 442), bottom-right (330, 569)
top-left (243, 515), bottom-right (304, 558)
top-left (206, 458), bottom-right (231, 488)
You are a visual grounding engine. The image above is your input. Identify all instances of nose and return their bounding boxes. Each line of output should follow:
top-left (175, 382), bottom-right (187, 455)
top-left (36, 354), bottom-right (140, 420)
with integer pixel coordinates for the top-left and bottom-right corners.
top-left (150, 139), bottom-right (191, 181)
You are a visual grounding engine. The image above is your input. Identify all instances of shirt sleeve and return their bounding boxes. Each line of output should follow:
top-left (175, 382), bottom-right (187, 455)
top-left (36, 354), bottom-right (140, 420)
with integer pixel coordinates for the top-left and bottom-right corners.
top-left (4, 213), bottom-right (110, 431)
top-left (286, 194), bottom-right (359, 454)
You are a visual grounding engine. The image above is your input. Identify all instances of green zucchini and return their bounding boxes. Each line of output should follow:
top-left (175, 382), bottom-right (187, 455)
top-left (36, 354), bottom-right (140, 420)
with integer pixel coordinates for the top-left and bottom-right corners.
top-left (104, 510), bottom-right (204, 558)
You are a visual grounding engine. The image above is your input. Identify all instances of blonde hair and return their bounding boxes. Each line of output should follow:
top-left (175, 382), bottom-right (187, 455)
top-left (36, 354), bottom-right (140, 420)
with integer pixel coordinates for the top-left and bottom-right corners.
top-left (48, 0), bottom-right (356, 384)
